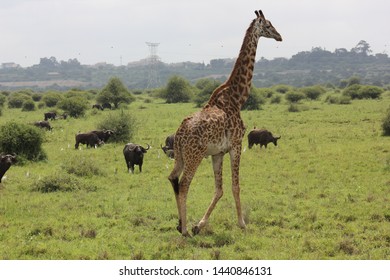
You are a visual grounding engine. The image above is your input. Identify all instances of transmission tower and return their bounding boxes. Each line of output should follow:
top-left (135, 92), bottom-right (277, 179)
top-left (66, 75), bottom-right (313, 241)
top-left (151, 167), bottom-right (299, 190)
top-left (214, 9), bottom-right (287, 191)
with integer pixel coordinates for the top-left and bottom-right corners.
top-left (145, 42), bottom-right (160, 88)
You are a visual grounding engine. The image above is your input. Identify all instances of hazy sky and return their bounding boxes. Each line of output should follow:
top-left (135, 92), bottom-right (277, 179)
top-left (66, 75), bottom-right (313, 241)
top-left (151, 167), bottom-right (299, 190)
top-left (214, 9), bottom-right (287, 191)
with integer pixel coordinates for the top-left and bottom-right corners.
top-left (1, 0), bottom-right (389, 67)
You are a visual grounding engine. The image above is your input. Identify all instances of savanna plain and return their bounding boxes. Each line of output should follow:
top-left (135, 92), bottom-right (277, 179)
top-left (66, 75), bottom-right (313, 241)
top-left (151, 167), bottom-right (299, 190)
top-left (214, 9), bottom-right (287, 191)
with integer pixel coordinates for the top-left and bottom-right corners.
top-left (0, 92), bottom-right (389, 260)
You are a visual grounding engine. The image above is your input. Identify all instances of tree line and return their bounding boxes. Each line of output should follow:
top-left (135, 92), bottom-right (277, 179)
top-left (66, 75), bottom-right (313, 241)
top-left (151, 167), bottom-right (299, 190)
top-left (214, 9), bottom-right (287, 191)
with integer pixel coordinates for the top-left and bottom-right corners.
top-left (0, 40), bottom-right (389, 90)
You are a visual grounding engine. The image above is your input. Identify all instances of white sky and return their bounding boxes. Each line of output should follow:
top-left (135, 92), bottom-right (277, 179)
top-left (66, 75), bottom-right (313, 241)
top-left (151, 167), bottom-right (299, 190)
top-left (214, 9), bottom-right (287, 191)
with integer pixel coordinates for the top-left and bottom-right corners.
top-left (0, 0), bottom-right (389, 67)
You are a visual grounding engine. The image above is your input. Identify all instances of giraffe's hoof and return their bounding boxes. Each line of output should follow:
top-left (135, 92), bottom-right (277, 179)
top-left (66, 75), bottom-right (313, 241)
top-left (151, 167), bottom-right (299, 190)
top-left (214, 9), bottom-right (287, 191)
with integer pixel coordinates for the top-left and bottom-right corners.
top-left (192, 225), bottom-right (200, 235)
top-left (176, 225), bottom-right (182, 233)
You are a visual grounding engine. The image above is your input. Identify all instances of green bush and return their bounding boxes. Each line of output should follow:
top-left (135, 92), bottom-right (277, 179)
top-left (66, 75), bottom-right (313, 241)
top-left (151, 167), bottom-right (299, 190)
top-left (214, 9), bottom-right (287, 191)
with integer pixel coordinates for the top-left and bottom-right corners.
top-left (242, 92), bottom-right (265, 110)
top-left (97, 77), bottom-right (135, 109)
top-left (0, 95), bottom-right (6, 107)
top-left (382, 107), bottom-right (390, 136)
top-left (285, 91), bottom-right (306, 103)
top-left (288, 103), bottom-right (301, 112)
top-left (42, 92), bottom-right (63, 107)
top-left (8, 93), bottom-right (31, 108)
top-left (358, 85), bottom-right (383, 99)
top-left (343, 84), bottom-right (362, 99)
top-left (0, 122), bottom-right (47, 162)
top-left (343, 85), bottom-right (383, 99)
top-left (32, 93), bottom-right (43, 102)
top-left (31, 173), bottom-right (97, 193)
top-left (300, 86), bottom-right (325, 100)
top-left (194, 80), bottom-right (221, 107)
top-left (22, 100), bottom-right (36, 111)
top-left (161, 75), bottom-right (193, 103)
top-left (57, 96), bottom-right (89, 118)
top-left (273, 84), bottom-right (291, 94)
top-left (270, 94), bottom-right (282, 104)
top-left (325, 94), bottom-right (351, 105)
top-left (97, 110), bottom-right (137, 143)
top-left (62, 155), bottom-right (104, 177)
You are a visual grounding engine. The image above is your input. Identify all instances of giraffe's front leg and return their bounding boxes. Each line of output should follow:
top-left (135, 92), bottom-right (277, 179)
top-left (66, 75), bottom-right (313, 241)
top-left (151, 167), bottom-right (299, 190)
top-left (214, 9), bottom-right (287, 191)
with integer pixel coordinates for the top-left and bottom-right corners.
top-left (230, 145), bottom-right (246, 229)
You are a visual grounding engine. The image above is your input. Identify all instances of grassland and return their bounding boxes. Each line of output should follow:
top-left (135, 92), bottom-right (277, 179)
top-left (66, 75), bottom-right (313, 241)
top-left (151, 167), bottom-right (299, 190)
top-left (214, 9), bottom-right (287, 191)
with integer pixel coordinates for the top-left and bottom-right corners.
top-left (0, 93), bottom-right (389, 260)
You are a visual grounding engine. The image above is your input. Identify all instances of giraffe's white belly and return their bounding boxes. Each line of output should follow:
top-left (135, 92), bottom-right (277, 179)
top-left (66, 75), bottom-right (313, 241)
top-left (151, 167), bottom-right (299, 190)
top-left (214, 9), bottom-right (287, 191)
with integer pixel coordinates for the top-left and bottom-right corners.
top-left (206, 137), bottom-right (230, 156)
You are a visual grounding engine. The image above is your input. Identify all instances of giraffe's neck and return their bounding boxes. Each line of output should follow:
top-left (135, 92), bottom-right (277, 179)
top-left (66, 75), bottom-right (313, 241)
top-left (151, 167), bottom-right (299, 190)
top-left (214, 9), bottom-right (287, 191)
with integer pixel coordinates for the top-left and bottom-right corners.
top-left (207, 20), bottom-right (260, 110)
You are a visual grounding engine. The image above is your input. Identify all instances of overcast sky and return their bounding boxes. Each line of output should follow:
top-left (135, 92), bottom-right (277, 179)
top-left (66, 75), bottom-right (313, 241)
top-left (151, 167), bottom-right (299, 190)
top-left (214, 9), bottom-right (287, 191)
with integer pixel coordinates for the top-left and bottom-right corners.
top-left (1, 0), bottom-right (389, 67)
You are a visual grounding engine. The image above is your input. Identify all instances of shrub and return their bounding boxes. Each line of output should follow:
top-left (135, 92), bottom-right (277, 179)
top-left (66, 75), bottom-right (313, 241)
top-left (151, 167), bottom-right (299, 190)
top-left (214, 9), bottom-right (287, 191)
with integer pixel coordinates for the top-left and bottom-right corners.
top-left (343, 84), bottom-right (362, 99)
top-left (161, 75), bottom-right (193, 103)
top-left (97, 110), bottom-right (137, 143)
top-left (242, 91), bottom-right (265, 110)
top-left (0, 95), bottom-right (6, 107)
top-left (22, 100), bottom-right (36, 111)
top-left (325, 94), bottom-right (351, 105)
top-left (288, 103), bottom-right (301, 112)
top-left (57, 96), bottom-right (89, 118)
top-left (32, 93), bottom-right (43, 102)
top-left (31, 173), bottom-right (97, 193)
top-left (382, 107), bottom-right (390, 136)
top-left (257, 88), bottom-right (275, 98)
top-left (0, 122), bottom-right (47, 162)
top-left (273, 84), bottom-right (291, 94)
top-left (42, 92), bottom-right (63, 107)
top-left (62, 155), bottom-right (104, 177)
top-left (300, 86), bottom-right (325, 100)
top-left (285, 91), bottom-right (306, 103)
top-left (358, 85), bottom-right (383, 99)
top-left (194, 80), bottom-right (221, 107)
top-left (270, 94), bottom-right (282, 104)
top-left (8, 93), bottom-right (31, 108)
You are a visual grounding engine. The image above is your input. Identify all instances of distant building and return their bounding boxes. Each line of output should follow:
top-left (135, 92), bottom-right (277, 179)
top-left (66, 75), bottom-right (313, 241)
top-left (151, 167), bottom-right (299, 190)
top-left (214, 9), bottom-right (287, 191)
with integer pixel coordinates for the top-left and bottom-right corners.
top-left (1, 62), bottom-right (20, 69)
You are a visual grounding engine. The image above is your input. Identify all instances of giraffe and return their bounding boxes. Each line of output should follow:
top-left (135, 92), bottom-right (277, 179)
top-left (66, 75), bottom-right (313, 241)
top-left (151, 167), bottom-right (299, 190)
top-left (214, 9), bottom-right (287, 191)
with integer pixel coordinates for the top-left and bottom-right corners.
top-left (168, 10), bottom-right (282, 236)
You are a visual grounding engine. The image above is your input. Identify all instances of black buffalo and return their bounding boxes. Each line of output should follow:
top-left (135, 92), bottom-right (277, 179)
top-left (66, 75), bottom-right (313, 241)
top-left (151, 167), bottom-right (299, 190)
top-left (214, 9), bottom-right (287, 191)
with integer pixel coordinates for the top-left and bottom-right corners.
top-left (75, 132), bottom-right (104, 149)
top-left (248, 128), bottom-right (281, 149)
top-left (33, 121), bottom-right (52, 131)
top-left (92, 104), bottom-right (104, 110)
top-left (0, 154), bottom-right (17, 183)
top-left (89, 130), bottom-right (115, 143)
top-left (161, 134), bottom-right (175, 159)
top-left (102, 103), bottom-right (112, 110)
top-left (123, 143), bottom-right (150, 173)
top-left (44, 112), bottom-right (57, 121)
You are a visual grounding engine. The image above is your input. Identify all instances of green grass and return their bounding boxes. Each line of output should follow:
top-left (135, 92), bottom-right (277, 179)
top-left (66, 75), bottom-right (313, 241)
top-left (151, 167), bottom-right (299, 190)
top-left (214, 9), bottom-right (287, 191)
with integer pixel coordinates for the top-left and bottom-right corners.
top-left (0, 95), bottom-right (389, 260)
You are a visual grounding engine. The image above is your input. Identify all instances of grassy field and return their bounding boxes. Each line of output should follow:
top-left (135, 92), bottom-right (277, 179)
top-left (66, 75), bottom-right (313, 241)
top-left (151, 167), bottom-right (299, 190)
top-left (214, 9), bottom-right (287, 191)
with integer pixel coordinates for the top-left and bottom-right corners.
top-left (0, 93), bottom-right (389, 260)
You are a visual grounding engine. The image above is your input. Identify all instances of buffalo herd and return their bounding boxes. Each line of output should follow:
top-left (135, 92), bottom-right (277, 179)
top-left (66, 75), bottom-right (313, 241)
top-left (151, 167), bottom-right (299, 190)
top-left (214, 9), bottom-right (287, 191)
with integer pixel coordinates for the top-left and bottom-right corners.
top-left (1, 107), bottom-right (281, 180)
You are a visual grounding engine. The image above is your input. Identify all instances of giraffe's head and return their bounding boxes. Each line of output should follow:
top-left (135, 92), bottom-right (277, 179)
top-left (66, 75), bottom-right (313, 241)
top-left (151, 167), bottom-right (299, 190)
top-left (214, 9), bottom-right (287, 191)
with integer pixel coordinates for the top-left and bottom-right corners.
top-left (254, 10), bottom-right (282, 42)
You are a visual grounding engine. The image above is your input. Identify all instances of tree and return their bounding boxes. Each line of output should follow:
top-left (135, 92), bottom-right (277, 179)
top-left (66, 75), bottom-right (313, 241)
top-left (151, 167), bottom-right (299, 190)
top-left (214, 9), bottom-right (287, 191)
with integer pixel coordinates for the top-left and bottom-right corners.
top-left (351, 40), bottom-right (372, 56)
top-left (97, 77), bottom-right (135, 109)
top-left (161, 76), bottom-right (193, 103)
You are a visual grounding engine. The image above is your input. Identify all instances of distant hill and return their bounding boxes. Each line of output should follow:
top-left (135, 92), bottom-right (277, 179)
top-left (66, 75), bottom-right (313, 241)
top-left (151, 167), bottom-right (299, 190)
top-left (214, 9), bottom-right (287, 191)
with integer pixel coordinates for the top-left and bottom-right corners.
top-left (1, 41), bottom-right (389, 90)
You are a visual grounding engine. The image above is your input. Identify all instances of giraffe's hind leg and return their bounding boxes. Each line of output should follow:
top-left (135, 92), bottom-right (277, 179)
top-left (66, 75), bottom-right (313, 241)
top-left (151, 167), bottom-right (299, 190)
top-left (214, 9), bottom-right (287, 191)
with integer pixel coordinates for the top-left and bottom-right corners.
top-left (168, 157), bottom-right (184, 233)
top-left (169, 152), bottom-right (204, 236)
top-left (230, 145), bottom-right (246, 229)
top-left (193, 153), bottom-right (224, 235)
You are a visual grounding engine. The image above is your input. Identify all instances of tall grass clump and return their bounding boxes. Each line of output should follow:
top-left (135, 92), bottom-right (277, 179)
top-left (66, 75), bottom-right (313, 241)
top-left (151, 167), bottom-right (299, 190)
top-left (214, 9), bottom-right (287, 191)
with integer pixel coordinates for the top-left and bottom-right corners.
top-left (62, 155), bottom-right (105, 177)
top-left (97, 110), bottom-right (137, 143)
top-left (382, 107), bottom-right (390, 136)
top-left (31, 172), bottom-right (97, 193)
top-left (0, 121), bottom-right (47, 162)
